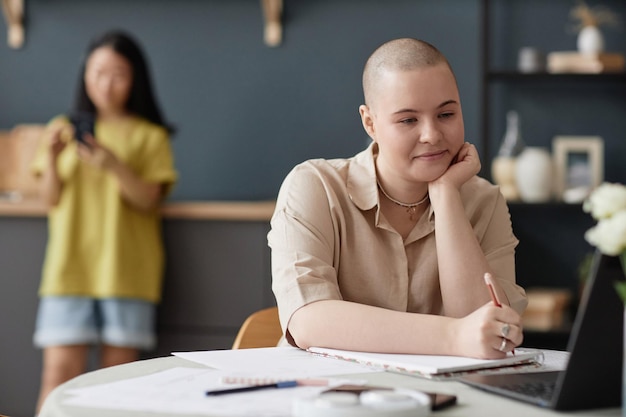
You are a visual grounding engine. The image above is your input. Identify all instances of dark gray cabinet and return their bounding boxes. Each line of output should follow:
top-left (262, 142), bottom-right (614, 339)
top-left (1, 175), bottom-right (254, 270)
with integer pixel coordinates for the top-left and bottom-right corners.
top-left (0, 216), bottom-right (46, 417)
top-left (153, 219), bottom-right (274, 356)
top-left (0, 215), bottom-right (273, 417)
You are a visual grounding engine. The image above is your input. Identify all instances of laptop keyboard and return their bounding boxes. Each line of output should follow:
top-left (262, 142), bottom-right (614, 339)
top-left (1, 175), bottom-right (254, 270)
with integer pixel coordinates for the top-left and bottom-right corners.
top-left (502, 381), bottom-right (556, 401)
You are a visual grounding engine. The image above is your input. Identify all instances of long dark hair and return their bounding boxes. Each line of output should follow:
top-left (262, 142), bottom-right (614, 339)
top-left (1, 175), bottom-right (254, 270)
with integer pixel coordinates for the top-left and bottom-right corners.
top-left (72, 30), bottom-right (175, 134)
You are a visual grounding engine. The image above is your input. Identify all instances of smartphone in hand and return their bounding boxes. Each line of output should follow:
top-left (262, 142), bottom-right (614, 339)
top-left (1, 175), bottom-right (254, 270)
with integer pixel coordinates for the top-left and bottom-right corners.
top-left (69, 111), bottom-right (95, 146)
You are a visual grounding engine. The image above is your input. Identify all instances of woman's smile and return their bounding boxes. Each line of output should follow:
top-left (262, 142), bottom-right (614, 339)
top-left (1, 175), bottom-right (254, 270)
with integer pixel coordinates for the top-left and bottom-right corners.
top-left (414, 149), bottom-right (448, 161)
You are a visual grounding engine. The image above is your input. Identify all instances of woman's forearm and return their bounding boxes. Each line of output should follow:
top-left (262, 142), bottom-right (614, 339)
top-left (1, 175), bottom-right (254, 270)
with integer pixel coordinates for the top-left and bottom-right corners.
top-left (108, 160), bottom-right (162, 211)
top-left (288, 299), bottom-right (457, 355)
top-left (39, 156), bottom-right (63, 207)
top-left (429, 184), bottom-right (505, 316)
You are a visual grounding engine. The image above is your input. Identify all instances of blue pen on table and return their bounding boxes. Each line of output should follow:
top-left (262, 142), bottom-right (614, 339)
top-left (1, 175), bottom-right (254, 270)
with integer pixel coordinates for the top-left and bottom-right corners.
top-left (484, 272), bottom-right (515, 355)
top-left (206, 380), bottom-right (298, 396)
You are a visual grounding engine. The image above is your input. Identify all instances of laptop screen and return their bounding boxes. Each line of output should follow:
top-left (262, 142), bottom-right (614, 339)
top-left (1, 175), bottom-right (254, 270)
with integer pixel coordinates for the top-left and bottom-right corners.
top-left (552, 252), bottom-right (623, 410)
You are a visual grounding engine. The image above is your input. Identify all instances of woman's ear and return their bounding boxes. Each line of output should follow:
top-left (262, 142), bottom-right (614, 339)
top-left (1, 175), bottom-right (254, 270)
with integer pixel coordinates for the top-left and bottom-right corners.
top-left (359, 104), bottom-right (376, 140)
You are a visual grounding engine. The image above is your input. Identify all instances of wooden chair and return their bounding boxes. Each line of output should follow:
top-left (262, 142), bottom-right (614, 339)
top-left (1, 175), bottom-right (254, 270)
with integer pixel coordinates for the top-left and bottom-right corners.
top-left (232, 306), bottom-right (282, 349)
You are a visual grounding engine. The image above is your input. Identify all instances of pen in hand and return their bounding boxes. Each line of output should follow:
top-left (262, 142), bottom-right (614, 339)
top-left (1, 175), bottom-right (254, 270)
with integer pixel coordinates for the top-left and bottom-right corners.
top-left (206, 380), bottom-right (298, 396)
top-left (484, 272), bottom-right (501, 308)
top-left (484, 272), bottom-right (515, 355)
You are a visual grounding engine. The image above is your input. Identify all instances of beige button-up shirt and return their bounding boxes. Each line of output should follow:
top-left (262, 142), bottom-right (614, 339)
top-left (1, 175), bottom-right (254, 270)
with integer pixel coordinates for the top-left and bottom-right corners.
top-left (268, 143), bottom-right (527, 344)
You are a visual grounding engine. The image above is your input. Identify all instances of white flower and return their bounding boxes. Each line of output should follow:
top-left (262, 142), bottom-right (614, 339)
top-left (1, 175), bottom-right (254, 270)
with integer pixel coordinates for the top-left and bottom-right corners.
top-left (583, 182), bottom-right (626, 220)
top-left (584, 210), bottom-right (626, 256)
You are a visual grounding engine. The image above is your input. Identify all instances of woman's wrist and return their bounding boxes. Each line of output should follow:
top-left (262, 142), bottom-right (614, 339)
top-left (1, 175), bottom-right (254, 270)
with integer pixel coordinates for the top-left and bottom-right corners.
top-left (442, 316), bottom-right (462, 356)
top-left (102, 152), bottom-right (122, 174)
top-left (428, 182), bottom-right (460, 210)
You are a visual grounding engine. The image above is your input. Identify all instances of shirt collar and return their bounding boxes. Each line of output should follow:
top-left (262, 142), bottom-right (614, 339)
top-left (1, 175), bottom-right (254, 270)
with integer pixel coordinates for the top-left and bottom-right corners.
top-left (347, 142), bottom-right (435, 221)
top-left (347, 141), bottom-right (379, 212)
top-left (347, 141), bottom-right (435, 222)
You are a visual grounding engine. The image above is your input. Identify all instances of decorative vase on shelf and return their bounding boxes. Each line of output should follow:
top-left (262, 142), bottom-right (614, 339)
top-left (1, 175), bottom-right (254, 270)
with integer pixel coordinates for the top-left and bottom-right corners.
top-left (515, 147), bottom-right (553, 203)
top-left (577, 25), bottom-right (604, 54)
top-left (492, 158), bottom-right (519, 201)
top-left (491, 110), bottom-right (525, 201)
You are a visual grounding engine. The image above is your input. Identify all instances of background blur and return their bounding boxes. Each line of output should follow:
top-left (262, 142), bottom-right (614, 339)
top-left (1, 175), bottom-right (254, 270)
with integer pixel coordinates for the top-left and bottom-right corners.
top-left (2, 0), bottom-right (483, 201)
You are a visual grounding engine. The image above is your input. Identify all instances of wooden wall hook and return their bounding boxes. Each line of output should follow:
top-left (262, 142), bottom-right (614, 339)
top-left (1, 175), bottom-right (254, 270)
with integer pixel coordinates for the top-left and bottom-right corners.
top-left (262, 0), bottom-right (283, 47)
top-left (2, 0), bottom-right (24, 48)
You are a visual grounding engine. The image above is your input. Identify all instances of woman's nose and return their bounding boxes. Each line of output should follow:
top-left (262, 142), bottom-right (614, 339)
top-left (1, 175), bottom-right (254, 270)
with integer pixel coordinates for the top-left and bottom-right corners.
top-left (419, 119), bottom-right (442, 144)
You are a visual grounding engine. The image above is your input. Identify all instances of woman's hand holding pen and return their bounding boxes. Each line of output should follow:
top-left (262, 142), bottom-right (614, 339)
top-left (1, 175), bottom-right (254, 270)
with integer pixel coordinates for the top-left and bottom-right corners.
top-left (452, 302), bottom-right (523, 360)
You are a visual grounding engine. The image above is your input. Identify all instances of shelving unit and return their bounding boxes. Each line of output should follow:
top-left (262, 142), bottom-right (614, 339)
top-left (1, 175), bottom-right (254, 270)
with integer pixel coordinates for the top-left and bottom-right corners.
top-left (481, 1), bottom-right (626, 170)
top-left (480, 0), bottom-right (626, 348)
top-left (481, 0), bottom-right (626, 164)
top-left (486, 72), bottom-right (626, 82)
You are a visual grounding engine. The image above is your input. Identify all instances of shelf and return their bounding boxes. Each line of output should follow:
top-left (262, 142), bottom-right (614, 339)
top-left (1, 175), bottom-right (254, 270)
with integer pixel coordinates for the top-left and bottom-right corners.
top-left (486, 71), bottom-right (626, 83)
top-left (507, 201), bottom-right (584, 209)
top-left (1, 0), bottom-right (24, 48)
top-left (0, 198), bottom-right (276, 221)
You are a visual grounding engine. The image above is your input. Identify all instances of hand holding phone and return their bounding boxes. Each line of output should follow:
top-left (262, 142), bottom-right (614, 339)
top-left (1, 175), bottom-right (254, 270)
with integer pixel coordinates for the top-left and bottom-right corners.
top-left (69, 111), bottom-right (95, 146)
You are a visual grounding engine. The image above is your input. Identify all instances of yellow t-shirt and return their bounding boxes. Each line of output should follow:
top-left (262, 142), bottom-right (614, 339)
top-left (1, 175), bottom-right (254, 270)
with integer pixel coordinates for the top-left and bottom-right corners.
top-left (31, 115), bottom-right (178, 303)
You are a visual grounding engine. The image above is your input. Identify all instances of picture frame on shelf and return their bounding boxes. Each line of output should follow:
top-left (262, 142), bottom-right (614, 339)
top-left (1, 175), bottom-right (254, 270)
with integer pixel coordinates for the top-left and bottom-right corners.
top-left (552, 136), bottom-right (604, 204)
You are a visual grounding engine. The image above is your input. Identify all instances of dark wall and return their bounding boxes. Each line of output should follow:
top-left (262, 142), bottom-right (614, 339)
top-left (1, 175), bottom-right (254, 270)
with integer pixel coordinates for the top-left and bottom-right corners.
top-left (0, 0), bottom-right (480, 200)
top-left (2, 1), bottom-right (624, 198)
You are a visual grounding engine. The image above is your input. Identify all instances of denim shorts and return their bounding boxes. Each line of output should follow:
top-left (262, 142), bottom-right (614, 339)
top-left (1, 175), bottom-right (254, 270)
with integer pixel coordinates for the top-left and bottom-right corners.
top-left (33, 296), bottom-right (156, 350)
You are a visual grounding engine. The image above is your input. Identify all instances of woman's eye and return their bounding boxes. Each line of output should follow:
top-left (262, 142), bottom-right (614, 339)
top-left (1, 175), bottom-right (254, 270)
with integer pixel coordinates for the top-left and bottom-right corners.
top-left (400, 118), bottom-right (417, 124)
top-left (439, 112), bottom-right (454, 119)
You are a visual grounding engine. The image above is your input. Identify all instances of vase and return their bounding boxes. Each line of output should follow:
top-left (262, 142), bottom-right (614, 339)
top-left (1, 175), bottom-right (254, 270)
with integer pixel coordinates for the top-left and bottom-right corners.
top-left (577, 26), bottom-right (604, 55)
top-left (515, 147), bottom-right (553, 203)
top-left (496, 110), bottom-right (525, 157)
top-left (518, 47), bottom-right (545, 73)
top-left (492, 156), bottom-right (519, 201)
top-left (491, 110), bottom-right (524, 200)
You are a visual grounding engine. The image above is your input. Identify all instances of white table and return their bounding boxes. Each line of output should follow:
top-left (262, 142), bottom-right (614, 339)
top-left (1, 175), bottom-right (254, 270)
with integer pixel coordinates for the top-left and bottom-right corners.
top-left (40, 353), bottom-right (621, 417)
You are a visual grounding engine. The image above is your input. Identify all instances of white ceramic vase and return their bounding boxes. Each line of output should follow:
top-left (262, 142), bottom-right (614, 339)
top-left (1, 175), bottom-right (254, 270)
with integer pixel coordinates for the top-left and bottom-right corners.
top-left (515, 147), bottom-right (553, 203)
top-left (491, 156), bottom-right (519, 201)
top-left (577, 25), bottom-right (604, 54)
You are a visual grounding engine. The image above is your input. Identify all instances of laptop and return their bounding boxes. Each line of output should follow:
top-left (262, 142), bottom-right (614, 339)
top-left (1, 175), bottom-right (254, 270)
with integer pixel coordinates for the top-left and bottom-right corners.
top-left (460, 251), bottom-right (624, 411)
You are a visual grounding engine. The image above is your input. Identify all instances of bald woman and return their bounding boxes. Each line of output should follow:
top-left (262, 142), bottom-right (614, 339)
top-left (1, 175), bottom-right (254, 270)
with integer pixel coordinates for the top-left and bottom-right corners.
top-left (268, 38), bottom-right (527, 359)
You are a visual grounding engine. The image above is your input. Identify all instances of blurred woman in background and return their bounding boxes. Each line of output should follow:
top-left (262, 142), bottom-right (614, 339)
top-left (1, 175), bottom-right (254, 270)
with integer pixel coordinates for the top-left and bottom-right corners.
top-left (31, 29), bottom-right (177, 413)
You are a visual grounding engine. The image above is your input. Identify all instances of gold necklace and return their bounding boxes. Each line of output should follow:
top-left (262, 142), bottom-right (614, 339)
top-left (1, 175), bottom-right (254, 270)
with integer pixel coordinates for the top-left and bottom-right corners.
top-left (377, 181), bottom-right (429, 221)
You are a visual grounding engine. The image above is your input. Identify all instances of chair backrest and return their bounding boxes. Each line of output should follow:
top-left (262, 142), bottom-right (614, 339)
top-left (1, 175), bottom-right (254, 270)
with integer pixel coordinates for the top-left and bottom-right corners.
top-left (232, 306), bottom-right (282, 349)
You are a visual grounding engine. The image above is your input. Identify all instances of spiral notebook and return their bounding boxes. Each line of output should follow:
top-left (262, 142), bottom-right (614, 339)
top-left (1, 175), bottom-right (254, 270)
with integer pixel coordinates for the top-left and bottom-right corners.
top-left (307, 346), bottom-right (543, 380)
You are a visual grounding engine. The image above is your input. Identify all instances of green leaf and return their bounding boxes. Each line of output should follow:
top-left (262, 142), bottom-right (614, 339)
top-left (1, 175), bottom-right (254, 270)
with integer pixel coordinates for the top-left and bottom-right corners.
top-left (614, 251), bottom-right (626, 304)
top-left (615, 281), bottom-right (626, 304)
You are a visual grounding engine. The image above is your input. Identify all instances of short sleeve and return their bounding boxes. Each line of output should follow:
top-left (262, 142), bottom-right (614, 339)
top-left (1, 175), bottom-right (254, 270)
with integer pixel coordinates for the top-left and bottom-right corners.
top-left (268, 163), bottom-right (344, 344)
top-left (476, 186), bottom-right (527, 315)
top-left (137, 126), bottom-right (178, 195)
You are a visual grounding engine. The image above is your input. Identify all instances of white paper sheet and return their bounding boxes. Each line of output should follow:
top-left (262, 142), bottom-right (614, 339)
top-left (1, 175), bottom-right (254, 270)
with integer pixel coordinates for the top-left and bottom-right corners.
top-left (172, 346), bottom-right (376, 376)
top-left (64, 367), bottom-right (327, 416)
top-left (62, 347), bottom-right (374, 416)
